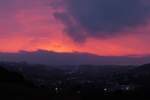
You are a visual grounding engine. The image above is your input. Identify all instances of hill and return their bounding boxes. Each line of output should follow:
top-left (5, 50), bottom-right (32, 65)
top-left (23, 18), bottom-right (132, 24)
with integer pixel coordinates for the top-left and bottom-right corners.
top-left (0, 65), bottom-right (52, 100)
top-left (0, 50), bottom-right (150, 65)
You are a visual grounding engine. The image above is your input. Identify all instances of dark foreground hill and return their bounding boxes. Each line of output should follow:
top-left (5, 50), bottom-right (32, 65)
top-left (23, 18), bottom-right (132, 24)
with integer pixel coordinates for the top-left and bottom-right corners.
top-left (0, 66), bottom-right (52, 100)
top-left (0, 62), bottom-right (150, 100)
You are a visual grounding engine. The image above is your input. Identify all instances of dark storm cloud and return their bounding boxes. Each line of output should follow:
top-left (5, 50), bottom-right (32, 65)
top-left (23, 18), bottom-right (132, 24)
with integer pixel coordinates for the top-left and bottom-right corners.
top-left (0, 0), bottom-right (17, 14)
top-left (55, 0), bottom-right (150, 41)
top-left (54, 12), bottom-right (87, 42)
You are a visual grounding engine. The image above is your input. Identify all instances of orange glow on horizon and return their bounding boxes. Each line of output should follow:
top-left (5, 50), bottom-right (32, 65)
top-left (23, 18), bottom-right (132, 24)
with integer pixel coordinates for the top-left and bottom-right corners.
top-left (1, 31), bottom-right (150, 56)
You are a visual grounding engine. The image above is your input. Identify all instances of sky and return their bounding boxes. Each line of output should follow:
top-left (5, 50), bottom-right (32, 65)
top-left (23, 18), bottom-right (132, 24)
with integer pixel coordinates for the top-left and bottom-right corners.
top-left (0, 0), bottom-right (150, 56)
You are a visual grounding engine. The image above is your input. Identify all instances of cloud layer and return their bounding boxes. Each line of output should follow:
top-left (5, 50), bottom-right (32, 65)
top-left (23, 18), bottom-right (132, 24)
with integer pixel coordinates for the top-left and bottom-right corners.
top-left (55, 0), bottom-right (150, 41)
top-left (0, 0), bottom-right (150, 56)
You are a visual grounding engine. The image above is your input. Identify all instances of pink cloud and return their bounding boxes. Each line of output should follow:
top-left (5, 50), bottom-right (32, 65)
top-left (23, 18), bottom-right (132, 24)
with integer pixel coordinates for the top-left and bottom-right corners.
top-left (0, 0), bottom-right (150, 56)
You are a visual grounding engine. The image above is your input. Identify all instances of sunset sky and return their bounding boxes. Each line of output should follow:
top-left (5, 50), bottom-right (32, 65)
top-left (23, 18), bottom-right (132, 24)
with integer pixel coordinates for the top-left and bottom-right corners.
top-left (1, 0), bottom-right (150, 56)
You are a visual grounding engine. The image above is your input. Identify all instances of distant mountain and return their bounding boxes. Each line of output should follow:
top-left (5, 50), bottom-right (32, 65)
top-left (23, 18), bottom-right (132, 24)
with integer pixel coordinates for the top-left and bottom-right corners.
top-left (0, 50), bottom-right (150, 65)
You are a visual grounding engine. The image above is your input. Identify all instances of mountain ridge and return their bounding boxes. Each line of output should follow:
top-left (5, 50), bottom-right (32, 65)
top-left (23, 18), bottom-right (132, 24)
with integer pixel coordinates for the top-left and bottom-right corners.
top-left (0, 50), bottom-right (150, 66)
